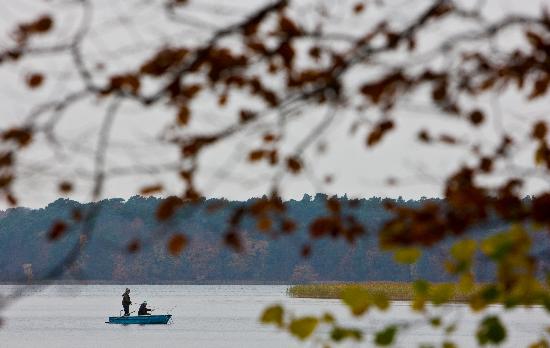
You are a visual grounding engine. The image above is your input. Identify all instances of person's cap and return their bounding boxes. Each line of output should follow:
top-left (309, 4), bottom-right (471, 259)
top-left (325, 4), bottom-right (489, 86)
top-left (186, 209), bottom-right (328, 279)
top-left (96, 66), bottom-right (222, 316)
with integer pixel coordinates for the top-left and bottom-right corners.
top-left (143, 301), bottom-right (147, 304)
top-left (125, 288), bottom-right (130, 292)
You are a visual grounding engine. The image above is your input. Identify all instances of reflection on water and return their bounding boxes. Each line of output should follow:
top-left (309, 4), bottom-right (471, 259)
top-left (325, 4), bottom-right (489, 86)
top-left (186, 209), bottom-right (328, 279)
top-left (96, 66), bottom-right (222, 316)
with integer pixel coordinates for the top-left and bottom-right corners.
top-left (0, 285), bottom-right (547, 347)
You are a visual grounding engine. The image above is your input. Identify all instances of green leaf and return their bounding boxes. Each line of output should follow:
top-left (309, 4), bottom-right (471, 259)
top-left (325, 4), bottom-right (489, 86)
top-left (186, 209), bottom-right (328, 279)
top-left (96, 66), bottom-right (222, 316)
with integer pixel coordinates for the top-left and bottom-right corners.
top-left (372, 292), bottom-right (389, 311)
top-left (429, 316), bottom-right (441, 327)
top-left (430, 284), bottom-right (454, 305)
top-left (442, 341), bottom-right (457, 348)
top-left (330, 327), bottom-right (362, 342)
top-left (529, 339), bottom-right (550, 348)
top-left (476, 316), bottom-right (507, 345)
top-left (413, 279), bottom-right (429, 296)
top-left (322, 312), bottom-right (335, 323)
top-left (260, 305), bottom-right (283, 327)
top-left (341, 286), bottom-right (371, 316)
top-left (374, 325), bottom-right (398, 346)
top-left (289, 317), bottom-right (318, 340)
top-left (393, 247), bottom-right (421, 264)
top-left (450, 239), bottom-right (477, 261)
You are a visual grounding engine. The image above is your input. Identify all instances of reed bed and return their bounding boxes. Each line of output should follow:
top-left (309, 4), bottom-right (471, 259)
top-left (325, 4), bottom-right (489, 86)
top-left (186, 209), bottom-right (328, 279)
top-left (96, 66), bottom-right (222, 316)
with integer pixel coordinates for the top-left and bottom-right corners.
top-left (287, 282), bottom-right (475, 302)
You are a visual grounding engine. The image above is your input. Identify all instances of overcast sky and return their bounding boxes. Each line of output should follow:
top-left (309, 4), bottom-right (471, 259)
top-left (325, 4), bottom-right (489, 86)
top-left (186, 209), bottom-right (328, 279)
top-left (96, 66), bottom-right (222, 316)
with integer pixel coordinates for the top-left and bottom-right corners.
top-left (0, 0), bottom-right (549, 208)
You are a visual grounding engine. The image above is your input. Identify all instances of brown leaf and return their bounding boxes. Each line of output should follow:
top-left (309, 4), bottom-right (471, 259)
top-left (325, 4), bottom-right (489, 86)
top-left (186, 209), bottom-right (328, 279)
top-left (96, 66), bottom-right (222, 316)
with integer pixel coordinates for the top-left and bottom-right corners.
top-left (167, 234), bottom-right (187, 256)
top-left (239, 109), bottom-right (256, 123)
top-left (286, 156), bottom-right (302, 174)
top-left (277, 41), bottom-right (295, 68)
top-left (26, 73), bottom-right (44, 88)
top-left (479, 157), bottom-right (493, 173)
top-left (532, 121), bottom-right (547, 140)
top-left (0, 152), bottom-right (13, 167)
top-left (281, 219), bottom-right (296, 233)
top-left (16, 15), bottom-right (53, 42)
top-left (218, 93), bottom-right (228, 106)
top-left (48, 221), bottom-right (67, 241)
top-left (224, 230), bottom-right (242, 252)
top-left (2, 128), bottom-right (33, 147)
top-left (72, 209), bottom-right (82, 221)
top-left (248, 149), bottom-right (265, 162)
top-left (418, 129), bottom-right (432, 143)
top-left (353, 3), bottom-right (365, 13)
top-left (140, 184), bottom-right (163, 195)
top-left (0, 175), bottom-right (13, 189)
top-left (156, 196), bottom-right (183, 220)
top-left (301, 244), bottom-right (311, 258)
top-left (257, 216), bottom-right (272, 231)
top-left (140, 47), bottom-right (188, 76)
top-left (529, 75), bottom-right (550, 99)
top-left (308, 46), bottom-right (321, 60)
top-left (177, 105), bottom-right (191, 126)
top-left (279, 15), bottom-right (302, 37)
top-left (469, 110), bottom-right (484, 126)
top-left (58, 181), bottom-right (73, 194)
top-left (327, 197), bottom-right (340, 214)
top-left (439, 134), bottom-right (457, 144)
top-left (263, 133), bottom-right (277, 142)
top-left (6, 193), bottom-right (17, 206)
top-left (366, 120), bottom-right (394, 147)
top-left (107, 74), bottom-right (140, 94)
top-left (127, 239), bottom-right (140, 253)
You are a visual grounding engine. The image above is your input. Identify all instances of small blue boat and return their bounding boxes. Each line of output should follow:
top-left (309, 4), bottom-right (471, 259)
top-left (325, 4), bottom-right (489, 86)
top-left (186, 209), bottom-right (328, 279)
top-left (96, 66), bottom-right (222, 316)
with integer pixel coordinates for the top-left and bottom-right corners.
top-left (106, 314), bottom-right (172, 325)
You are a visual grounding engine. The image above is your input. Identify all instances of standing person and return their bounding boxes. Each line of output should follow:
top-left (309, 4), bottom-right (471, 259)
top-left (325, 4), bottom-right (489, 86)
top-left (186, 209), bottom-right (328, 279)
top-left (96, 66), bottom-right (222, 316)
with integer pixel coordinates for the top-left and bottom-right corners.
top-left (122, 288), bottom-right (132, 316)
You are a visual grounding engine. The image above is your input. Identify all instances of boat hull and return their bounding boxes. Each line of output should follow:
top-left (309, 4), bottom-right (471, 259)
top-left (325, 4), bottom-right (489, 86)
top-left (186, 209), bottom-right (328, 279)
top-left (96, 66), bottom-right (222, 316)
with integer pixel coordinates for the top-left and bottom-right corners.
top-left (106, 314), bottom-right (172, 325)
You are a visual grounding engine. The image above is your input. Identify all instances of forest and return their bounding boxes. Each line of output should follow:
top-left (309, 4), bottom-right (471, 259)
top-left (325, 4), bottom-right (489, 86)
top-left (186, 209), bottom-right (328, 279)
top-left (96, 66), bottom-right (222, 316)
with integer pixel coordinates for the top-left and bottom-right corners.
top-left (0, 194), bottom-right (533, 284)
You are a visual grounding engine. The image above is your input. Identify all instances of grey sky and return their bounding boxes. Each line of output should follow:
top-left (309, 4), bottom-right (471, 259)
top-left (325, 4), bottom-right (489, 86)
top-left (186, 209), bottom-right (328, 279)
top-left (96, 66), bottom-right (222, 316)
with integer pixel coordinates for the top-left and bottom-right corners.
top-left (0, 0), bottom-right (549, 208)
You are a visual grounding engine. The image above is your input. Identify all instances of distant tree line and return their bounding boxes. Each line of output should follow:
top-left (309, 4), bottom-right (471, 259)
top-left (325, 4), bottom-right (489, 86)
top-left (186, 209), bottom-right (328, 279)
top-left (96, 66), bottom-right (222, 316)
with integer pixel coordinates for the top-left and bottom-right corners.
top-left (0, 194), bottom-right (539, 284)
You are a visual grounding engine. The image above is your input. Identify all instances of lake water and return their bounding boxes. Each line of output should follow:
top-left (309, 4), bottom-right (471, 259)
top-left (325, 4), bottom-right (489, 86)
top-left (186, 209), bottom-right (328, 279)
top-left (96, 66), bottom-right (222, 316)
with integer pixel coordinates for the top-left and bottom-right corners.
top-left (0, 285), bottom-right (547, 347)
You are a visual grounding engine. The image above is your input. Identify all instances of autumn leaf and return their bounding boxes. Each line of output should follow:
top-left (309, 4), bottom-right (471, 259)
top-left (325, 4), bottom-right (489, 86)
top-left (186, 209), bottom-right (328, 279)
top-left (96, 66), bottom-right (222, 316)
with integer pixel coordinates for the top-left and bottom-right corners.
top-left (48, 221), bottom-right (67, 241)
top-left (260, 305), bottom-right (284, 327)
top-left (248, 149), bottom-right (265, 162)
top-left (224, 230), bottom-right (242, 252)
top-left (140, 184), bottom-right (163, 195)
top-left (469, 110), bottom-right (484, 126)
top-left (26, 73), bottom-right (44, 88)
top-left (353, 3), bottom-right (365, 14)
top-left (286, 156), bottom-right (302, 174)
top-left (177, 105), bottom-right (191, 126)
top-left (533, 121), bottom-right (547, 140)
top-left (127, 239), bottom-right (140, 253)
top-left (375, 325), bottom-right (398, 346)
top-left (341, 286), bottom-right (371, 316)
top-left (476, 316), bottom-right (507, 345)
top-left (289, 317), bottom-right (318, 340)
top-left (331, 327), bottom-right (362, 342)
top-left (156, 196), bottom-right (183, 220)
top-left (2, 128), bottom-right (33, 147)
top-left (58, 181), bottom-right (73, 194)
top-left (393, 247), bottom-right (421, 264)
top-left (167, 233), bottom-right (187, 256)
top-left (0, 152), bottom-right (13, 167)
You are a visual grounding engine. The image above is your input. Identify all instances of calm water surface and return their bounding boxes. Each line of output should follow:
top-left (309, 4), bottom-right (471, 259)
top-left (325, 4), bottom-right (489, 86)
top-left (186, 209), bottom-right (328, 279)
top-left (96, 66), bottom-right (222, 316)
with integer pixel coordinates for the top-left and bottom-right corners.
top-left (0, 285), bottom-right (547, 347)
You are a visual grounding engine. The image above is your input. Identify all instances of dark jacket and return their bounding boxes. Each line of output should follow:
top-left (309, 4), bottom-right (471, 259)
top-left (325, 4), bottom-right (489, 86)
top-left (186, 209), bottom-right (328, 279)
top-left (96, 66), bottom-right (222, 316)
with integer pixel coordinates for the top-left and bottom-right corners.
top-left (138, 303), bottom-right (151, 315)
top-left (122, 293), bottom-right (131, 306)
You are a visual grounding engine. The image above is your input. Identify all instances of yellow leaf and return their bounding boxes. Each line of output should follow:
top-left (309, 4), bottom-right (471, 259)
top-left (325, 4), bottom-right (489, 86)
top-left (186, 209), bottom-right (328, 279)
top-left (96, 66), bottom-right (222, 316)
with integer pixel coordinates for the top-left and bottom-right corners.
top-left (260, 305), bottom-right (284, 327)
top-left (289, 317), bottom-right (318, 340)
top-left (393, 247), bottom-right (421, 264)
top-left (450, 239), bottom-right (476, 261)
top-left (372, 292), bottom-right (389, 311)
top-left (430, 284), bottom-right (454, 305)
top-left (341, 286), bottom-right (371, 316)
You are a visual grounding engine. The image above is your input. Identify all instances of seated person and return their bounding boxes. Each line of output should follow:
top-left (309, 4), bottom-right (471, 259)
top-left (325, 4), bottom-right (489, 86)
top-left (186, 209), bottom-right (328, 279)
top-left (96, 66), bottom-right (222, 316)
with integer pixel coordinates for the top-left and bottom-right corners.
top-left (138, 301), bottom-right (152, 315)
